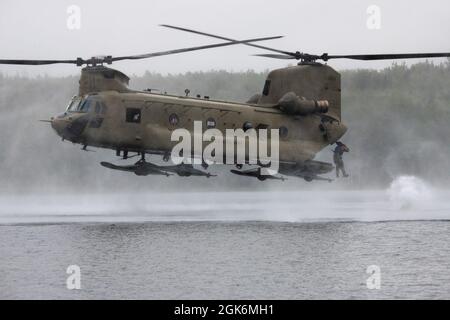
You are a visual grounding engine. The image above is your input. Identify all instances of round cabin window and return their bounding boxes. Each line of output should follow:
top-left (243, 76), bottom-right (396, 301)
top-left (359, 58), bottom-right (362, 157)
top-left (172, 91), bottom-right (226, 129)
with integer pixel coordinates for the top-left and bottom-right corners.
top-left (279, 126), bottom-right (289, 138)
top-left (206, 117), bottom-right (216, 129)
top-left (169, 113), bottom-right (179, 126)
top-left (243, 121), bottom-right (253, 131)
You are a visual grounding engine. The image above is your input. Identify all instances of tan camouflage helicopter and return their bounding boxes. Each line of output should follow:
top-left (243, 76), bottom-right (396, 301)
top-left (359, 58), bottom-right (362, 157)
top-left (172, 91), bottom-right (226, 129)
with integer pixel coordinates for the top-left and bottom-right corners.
top-left (2, 25), bottom-right (449, 182)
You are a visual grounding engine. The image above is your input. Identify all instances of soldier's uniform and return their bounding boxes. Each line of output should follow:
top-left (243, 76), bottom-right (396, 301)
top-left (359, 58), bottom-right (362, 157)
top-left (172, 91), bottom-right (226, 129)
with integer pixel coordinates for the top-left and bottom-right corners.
top-left (333, 142), bottom-right (349, 178)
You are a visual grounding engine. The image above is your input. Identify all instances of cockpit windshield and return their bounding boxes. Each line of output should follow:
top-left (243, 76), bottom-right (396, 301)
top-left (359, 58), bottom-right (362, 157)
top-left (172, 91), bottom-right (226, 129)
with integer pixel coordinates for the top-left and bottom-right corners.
top-left (66, 96), bottom-right (92, 113)
top-left (66, 97), bottom-right (82, 112)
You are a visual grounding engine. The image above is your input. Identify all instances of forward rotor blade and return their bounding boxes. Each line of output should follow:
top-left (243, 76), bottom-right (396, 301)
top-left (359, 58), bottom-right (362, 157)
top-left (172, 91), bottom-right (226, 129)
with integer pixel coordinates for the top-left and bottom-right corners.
top-left (0, 36), bottom-right (282, 66)
top-left (0, 59), bottom-right (80, 66)
top-left (111, 36), bottom-right (283, 62)
top-left (253, 54), bottom-right (296, 60)
top-left (160, 24), bottom-right (293, 57)
top-left (324, 52), bottom-right (450, 61)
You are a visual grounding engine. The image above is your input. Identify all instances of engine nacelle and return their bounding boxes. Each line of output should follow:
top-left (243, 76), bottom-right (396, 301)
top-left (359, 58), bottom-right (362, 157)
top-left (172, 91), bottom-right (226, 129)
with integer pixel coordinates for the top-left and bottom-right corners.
top-left (277, 92), bottom-right (329, 116)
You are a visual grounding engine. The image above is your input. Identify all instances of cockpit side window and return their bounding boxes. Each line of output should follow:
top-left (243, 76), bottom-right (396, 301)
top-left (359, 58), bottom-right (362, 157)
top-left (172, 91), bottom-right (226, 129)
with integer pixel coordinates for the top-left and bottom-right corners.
top-left (95, 102), bottom-right (102, 114)
top-left (94, 101), bottom-right (108, 115)
top-left (79, 99), bottom-right (91, 112)
top-left (67, 96), bottom-right (94, 113)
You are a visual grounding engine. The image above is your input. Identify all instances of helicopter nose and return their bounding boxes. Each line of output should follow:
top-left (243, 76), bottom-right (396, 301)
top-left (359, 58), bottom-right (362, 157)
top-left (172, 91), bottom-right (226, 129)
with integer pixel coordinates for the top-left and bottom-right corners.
top-left (51, 113), bottom-right (89, 142)
top-left (50, 116), bottom-right (68, 137)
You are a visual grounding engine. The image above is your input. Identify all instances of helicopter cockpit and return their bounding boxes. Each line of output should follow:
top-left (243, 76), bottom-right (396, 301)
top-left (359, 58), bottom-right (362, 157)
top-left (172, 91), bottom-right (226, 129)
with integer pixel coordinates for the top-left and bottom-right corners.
top-left (50, 96), bottom-right (96, 142)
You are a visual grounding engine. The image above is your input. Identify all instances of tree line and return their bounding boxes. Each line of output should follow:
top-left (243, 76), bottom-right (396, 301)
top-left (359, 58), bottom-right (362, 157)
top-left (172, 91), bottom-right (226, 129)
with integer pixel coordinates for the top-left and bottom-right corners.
top-left (1, 61), bottom-right (449, 193)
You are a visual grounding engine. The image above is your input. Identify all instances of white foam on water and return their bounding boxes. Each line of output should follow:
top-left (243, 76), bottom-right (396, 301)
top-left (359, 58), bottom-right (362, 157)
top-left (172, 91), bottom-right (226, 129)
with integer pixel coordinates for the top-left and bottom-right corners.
top-left (387, 175), bottom-right (434, 210)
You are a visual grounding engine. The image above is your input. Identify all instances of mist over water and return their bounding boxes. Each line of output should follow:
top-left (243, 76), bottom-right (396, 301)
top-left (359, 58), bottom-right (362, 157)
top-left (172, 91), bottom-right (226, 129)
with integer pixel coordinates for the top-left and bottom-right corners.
top-left (0, 175), bottom-right (449, 225)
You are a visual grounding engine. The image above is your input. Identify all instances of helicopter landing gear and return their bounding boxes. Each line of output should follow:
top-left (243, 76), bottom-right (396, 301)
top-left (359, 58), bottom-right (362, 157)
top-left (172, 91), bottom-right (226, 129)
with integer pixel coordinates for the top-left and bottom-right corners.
top-left (163, 152), bottom-right (170, 162)
top-left (81, 144), bottom-right (94, 152)
top-left (257, 175), bottom-right (267, 181)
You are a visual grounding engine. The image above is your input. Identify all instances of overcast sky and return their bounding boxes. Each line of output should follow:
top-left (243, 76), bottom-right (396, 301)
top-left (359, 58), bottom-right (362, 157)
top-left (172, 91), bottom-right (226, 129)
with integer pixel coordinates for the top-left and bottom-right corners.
top-left (0, 0), bottom-right (449, 76)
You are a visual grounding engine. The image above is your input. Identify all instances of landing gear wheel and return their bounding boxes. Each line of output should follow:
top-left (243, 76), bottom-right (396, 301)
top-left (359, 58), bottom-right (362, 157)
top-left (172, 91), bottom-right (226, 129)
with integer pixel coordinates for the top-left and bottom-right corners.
top-left (236, 164), bottom-right (243, 170)
top-left (304, 176), bottom-right (313, 182)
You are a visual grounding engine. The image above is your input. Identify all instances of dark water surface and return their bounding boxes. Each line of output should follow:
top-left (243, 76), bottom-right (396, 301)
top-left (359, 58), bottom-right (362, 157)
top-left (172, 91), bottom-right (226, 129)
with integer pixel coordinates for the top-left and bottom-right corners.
top-left (1, 187), bottom-right (450, 299)
top-left (1, 220), bottom-right (450, 299)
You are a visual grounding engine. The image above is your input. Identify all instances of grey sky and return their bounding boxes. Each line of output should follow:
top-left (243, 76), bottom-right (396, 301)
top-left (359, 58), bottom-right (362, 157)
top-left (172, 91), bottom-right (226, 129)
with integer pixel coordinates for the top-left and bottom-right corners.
top-left (0, 0), bottom-right (449, 76)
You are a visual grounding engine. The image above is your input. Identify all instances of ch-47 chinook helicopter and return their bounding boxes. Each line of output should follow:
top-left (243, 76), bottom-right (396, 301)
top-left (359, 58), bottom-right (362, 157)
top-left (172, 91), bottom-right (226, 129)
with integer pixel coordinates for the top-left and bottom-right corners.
top-left (2, 25), bottom-right (450, 182)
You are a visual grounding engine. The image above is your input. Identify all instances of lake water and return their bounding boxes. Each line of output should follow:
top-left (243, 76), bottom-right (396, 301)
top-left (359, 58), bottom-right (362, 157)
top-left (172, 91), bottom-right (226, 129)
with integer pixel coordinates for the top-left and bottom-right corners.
top-left (1, 177), bottom-right (450, 299)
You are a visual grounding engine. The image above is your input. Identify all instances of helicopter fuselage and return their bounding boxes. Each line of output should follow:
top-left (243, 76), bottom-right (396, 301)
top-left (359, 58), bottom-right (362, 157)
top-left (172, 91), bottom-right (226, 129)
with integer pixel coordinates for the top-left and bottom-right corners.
top-left (51, 89), bottom-right (347, 164)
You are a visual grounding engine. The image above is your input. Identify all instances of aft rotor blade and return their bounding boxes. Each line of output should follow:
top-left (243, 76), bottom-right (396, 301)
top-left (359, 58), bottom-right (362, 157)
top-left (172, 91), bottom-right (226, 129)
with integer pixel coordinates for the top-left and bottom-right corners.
top-left (323, 52), bottom-right (450, 61)
top-left (0, 59), bottom-right (80, 66)
top-left (160, 24), bottom-right (294, 57)
top-left (111, 36), bottom-right (283, 62)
